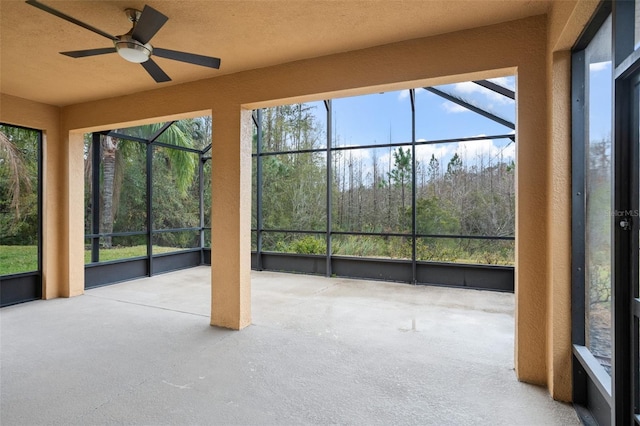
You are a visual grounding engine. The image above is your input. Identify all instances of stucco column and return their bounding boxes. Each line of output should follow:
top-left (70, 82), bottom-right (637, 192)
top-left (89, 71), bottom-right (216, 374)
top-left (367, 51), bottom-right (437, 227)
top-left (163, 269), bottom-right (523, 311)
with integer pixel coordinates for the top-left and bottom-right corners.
top-left (63, 131), bottom-right (85, 297)
top-left (514, 40), bottom-right (549, 386)
top-left (545, 50), bottom-right (573, 401)
top-left (210, 106), bottom-right (252, 329)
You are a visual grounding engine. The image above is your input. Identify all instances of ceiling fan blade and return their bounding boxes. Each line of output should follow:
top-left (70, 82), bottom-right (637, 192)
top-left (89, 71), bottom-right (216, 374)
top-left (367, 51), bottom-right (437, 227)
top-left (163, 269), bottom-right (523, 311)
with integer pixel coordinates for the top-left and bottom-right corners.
top-left (61, 47), bottom-right (117, 58)
top-left (141, 58), bottom-right (171, 83)
top-left (153, 48), bottom-right (221, 69)
top-left (131, 5), bottom-right (168, 44)
top-left (25, 0), bottom-right (118, 41)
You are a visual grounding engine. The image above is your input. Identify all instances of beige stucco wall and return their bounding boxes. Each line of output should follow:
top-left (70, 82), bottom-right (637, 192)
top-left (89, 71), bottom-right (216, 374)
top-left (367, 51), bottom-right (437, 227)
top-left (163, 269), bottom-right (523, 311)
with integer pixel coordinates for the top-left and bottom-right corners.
top-left (0, 2), bottom-right (601, 400)
top-left (544, 0), bottom-right (600, 401)
top-left (0, 94), bottom-right (64, 300)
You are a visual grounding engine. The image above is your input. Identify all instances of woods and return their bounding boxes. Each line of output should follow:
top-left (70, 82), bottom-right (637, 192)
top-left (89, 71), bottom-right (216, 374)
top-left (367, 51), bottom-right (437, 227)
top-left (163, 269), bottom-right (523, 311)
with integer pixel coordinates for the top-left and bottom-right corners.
top-left (2, 88), bottom-right (516, 276)
top-left (255, 102), bottom-right (515, 264)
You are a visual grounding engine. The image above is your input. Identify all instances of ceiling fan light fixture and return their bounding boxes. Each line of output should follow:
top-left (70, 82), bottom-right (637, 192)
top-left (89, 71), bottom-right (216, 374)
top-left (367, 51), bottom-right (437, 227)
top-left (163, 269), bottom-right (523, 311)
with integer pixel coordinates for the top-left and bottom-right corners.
top-left (114, 35), bottom-right (152, 63)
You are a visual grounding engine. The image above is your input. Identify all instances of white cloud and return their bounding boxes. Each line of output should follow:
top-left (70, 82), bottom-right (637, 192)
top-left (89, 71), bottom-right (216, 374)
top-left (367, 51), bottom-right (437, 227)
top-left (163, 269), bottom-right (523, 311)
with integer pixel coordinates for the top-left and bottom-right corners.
top-left (441, 102), bottom-right (468, 114)
top-left (589, 62), bottom-right (610, 72)
top-left (414, 136), bottom-right (515, 172)
top-left (451, 81), bottom-right (515, 105)
top-left (398, 90), bottom-right (410, 100)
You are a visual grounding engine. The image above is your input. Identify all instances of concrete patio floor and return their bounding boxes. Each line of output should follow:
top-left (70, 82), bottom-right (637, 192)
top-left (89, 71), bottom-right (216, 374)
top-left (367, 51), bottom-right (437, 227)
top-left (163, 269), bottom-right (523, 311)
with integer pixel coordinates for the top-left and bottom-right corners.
top-left (1, 267), bottom-right (579, 425)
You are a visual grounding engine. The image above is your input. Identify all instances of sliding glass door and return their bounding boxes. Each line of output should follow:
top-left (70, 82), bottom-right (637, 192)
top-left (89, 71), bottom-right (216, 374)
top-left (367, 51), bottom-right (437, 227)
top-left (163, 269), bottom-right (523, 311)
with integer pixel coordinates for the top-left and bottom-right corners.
top-left (572, 1), bottom-right (640, 424)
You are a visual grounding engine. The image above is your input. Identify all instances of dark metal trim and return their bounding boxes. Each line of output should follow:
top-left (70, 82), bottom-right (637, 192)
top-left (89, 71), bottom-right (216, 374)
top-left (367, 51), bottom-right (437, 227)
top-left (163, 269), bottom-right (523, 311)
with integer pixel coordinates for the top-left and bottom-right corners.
top-left (571, 48), bottom-right (587, 347)
top-left (146, 143), bottom-right (153, 276)
top-left (574, 344), bottom-right (613, 405)
top-left (325, 99), bottom-right (333, 277)
top-left (424, 87), bottom-right (515, 130)
top-left (84, 250), bottom-right (203, 288)
top-left (101, 131), bottom-right (148, 144)
top-left (199, 152), bottom-right (205, 265)
top-left (91, 133), bottom-right (101, 263)
top-left (151, 140), bottom-right (202, 154)
top-left (612, 0), bottom-right (634, 68)
top-left (148, 121), bottom-right (175, 143)
top-left (36, 128), bottom-right (43, 275)
top-left (245, 251), bottom-right (513, 292)
top-left (615, 48), bottom-right (640, 80)
top-left (0, 273), bottom-right (42, 307)
top-left (85, 231), bottom-right (147, 238)
top-left (102, 129), bottom-right (205, 154)
top-left (256, 228), bottom-right (514, 241)
top-left (152, 227), bottom-right (201, 234)
top-left (256, 108), bottom-right (264, 271)
top-left (473, 80), bottom-right (516, 100)
top-left (260, 229), bottom-right (325, 234)
top-left (151, 250), bottom-right (201, 275)
top-left (611, 59), bottom-right (634, 426)
top-left (0, 123), bottom-right (43, 306)
top-left (85, 258), bottom-right (147, 288)
top-left (570, 5), bottom-right (614, 422)
top-left (410, 88), bottom-right (417, 284)
top-left (254, 134), bottom-right (515, 157)
top-left (572, 1), bottom-right (612, 51)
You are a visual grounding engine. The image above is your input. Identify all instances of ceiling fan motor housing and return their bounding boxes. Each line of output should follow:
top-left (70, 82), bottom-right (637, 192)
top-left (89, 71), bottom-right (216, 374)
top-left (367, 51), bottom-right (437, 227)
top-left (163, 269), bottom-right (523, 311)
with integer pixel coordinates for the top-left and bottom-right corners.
top-left (115, 34), bottom-right (152, 63)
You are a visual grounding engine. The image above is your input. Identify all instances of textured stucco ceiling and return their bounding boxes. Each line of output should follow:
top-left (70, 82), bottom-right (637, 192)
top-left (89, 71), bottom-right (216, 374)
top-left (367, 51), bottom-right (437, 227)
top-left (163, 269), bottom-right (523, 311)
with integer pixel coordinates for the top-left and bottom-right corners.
top-left (0, 0), bottom-right (552, 107)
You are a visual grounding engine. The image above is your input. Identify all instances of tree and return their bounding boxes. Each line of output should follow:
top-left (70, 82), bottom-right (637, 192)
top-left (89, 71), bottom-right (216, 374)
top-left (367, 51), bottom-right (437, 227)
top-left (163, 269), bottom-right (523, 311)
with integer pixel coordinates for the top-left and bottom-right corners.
top-left (446, 152), bottom-right (463, 177)
top-left (388, 147), bottom-right (412, 227)
top-left (91, 121), bottom-right (198, 248)
top-left (0, 126), bottom-right (39, 246)
top-left (427, 154), bottom-right (440, 196)
top-left (0, 129), bottom-right (32, 219)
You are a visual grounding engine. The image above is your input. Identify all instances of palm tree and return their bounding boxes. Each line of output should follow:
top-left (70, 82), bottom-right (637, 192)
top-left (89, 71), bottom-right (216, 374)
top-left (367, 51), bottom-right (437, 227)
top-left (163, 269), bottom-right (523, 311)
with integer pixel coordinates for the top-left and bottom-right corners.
top-left (0, 128), bottom-right (33, 219)
top-left (94, 121), bottom-right (198, 248)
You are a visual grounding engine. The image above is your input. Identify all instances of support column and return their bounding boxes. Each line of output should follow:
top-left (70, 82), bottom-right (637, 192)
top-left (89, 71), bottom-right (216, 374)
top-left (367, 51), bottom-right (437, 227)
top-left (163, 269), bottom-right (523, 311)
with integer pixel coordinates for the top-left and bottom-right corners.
top-left (546, 50), bottom-right (573, 401)
top-left (42, 120), bottom-right (62, 299)
top-left (514, 38), bottom-right (549, 386)
top-left (210, 106), bottom-right (252, 330)
top-left (64, 131), bottom-right (85, 297)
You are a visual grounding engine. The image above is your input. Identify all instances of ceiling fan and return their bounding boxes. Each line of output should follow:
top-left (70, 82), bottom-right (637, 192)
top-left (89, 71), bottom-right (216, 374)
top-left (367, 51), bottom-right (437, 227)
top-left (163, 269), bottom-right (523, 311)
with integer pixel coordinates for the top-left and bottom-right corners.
top-left (25, 0), bottom-right (221, 83)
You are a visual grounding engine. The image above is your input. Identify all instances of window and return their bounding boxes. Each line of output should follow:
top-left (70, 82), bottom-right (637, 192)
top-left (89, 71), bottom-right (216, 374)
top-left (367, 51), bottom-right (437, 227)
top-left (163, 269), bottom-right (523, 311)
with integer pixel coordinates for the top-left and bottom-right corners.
top-left (0, 124), bottom-right (41, 276)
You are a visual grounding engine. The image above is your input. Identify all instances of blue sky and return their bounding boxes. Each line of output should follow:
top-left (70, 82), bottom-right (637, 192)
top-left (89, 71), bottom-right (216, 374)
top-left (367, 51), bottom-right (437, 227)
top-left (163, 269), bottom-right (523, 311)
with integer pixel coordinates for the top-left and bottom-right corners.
top-left (588, 61), bottom-right (611, 144)
top-left (302, 76), bottom-right (516, 177)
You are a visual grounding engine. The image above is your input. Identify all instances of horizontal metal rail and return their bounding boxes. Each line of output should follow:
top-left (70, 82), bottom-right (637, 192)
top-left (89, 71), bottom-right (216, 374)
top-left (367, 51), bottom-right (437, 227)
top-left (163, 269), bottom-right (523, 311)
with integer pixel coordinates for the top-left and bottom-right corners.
top-left (253, 228), bottom-right (514, 240)
top-left (252, 133), bottom-right (515, 157)
top-left (101, 130), bottom-right (207, 154)
top-left (85, 227), bottom-right (202, 239)
top-left (151, 227), bottom-right (201, 234)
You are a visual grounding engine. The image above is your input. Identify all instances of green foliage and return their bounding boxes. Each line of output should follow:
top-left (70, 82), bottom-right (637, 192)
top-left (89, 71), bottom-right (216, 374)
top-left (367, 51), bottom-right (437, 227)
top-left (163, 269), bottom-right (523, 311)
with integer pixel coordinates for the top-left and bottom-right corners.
top-left (416, 239), bottom-right (461, 262)
top-left (414, 196), bottom-right (459, 234)
top-left (586, 137), bottom-right (612, 303)
top-left (260, 104), bottom-right (327, 232)
top-left (255, 103), bottom-right (515, 265)
top-left (388, 147), bottom-right (412, 190)
top-left (0, 245), bottom-right (38, 275)
top-left (0, 125), bottom-right (39, 247)
top-left (290, 236), bottom-right (325, 255)
top-left (2, 100), bottom-right (519, 276)
top-left (446, 152), bottom-right (463, 176)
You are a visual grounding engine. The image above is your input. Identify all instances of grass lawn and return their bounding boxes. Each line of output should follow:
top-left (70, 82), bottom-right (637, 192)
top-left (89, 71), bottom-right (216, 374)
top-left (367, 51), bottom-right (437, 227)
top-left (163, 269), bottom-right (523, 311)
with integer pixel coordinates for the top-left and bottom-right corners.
top-left (0, 245), bottom-right (190, 276)
top-left (0, 246), bottom-right (38, 275)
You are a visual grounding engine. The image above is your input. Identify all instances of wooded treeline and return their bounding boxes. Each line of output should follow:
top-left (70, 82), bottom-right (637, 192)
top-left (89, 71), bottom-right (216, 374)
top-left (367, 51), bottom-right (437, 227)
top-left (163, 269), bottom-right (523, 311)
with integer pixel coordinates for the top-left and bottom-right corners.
top-left (2, 99), bottom-right (515, 270)
top-left (255, 104), bottom-right (515, 264)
